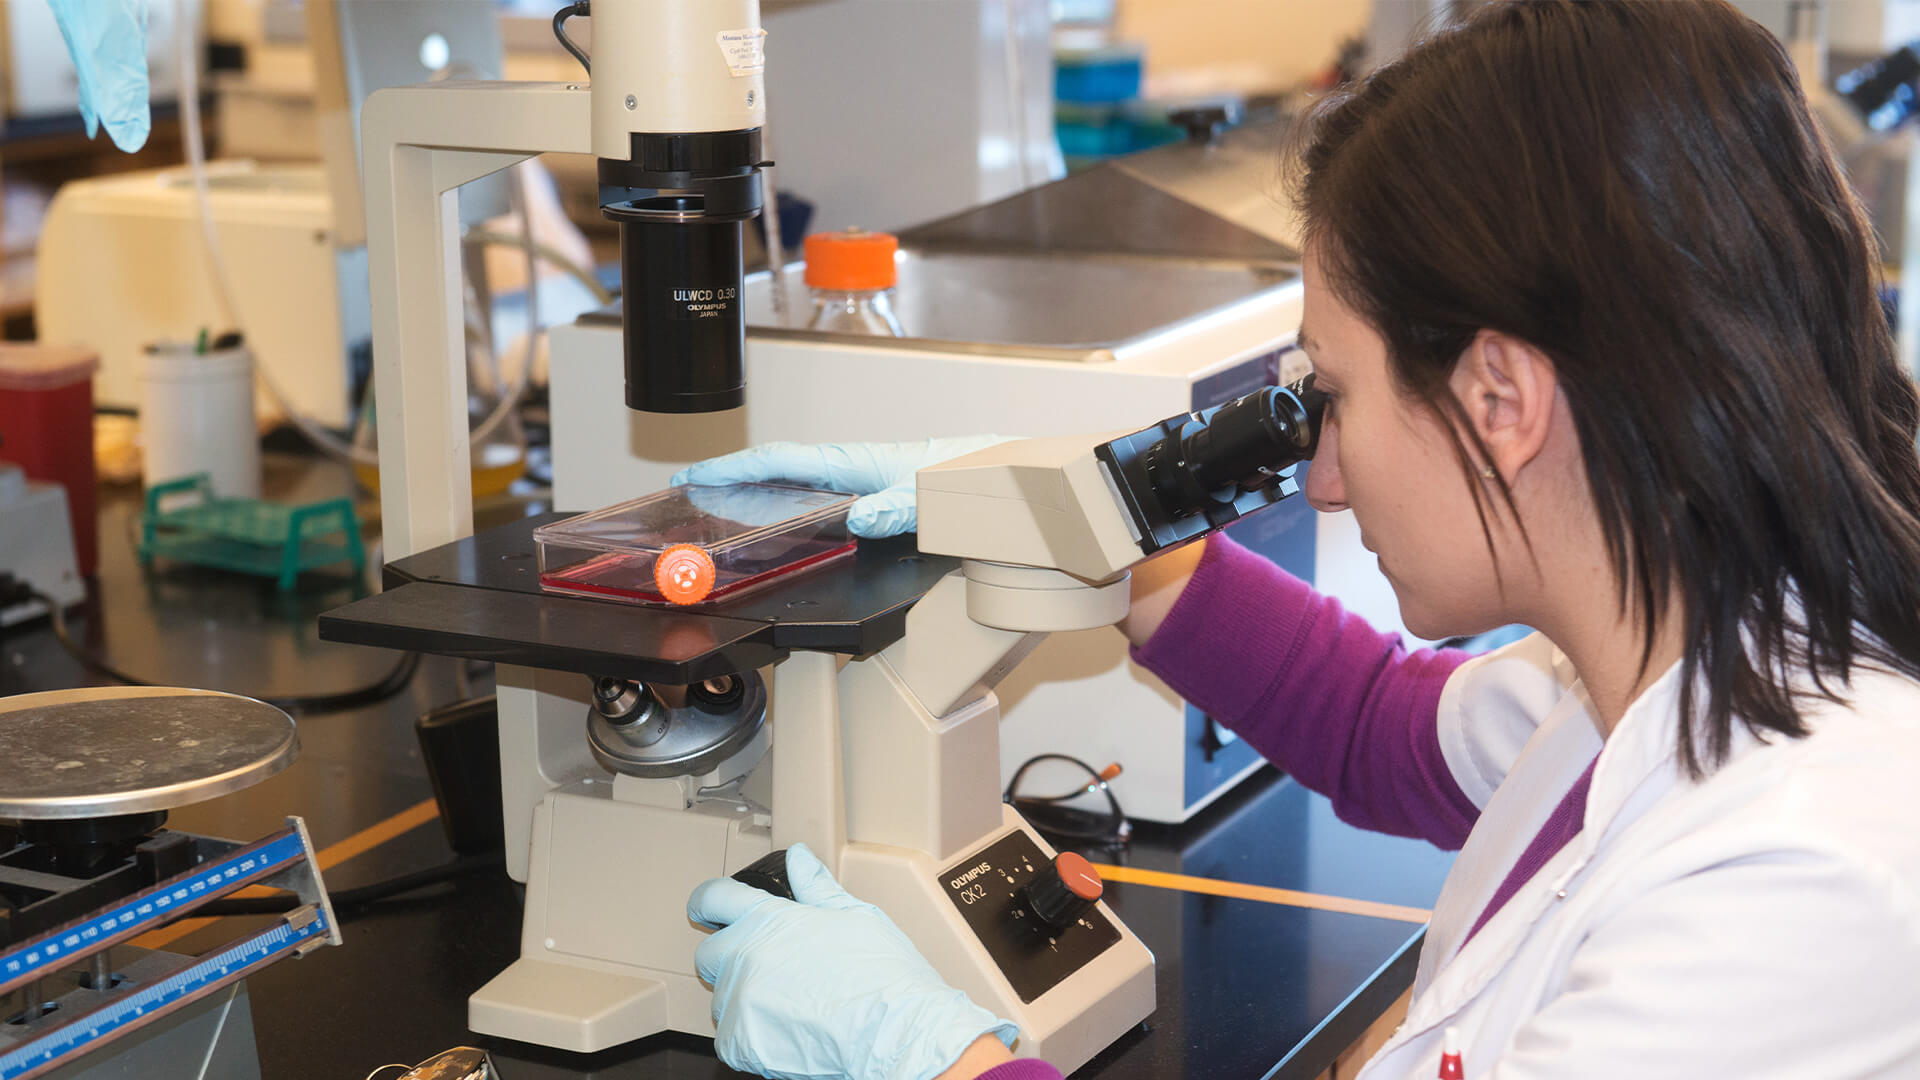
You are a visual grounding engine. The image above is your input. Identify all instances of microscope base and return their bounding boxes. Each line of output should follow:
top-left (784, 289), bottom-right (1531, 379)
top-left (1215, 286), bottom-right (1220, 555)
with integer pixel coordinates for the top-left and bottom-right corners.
top-left (468, 781), bottom-right (775, 1052)
top-left (472, 788), bottom-right (1153, 1069)
top-left (469, 959), bottom-right (671, 1053)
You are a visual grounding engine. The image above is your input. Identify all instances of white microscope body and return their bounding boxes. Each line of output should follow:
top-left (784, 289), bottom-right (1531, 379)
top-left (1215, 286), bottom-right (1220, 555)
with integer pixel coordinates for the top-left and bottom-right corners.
top-left (481, 435), bottom-right (1165, 1066)
top-left (357, 1), bottom-right (1162, 1069)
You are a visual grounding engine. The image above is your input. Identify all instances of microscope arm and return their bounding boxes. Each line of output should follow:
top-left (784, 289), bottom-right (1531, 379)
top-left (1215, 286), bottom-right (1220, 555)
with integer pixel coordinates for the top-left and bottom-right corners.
top-left (891, 379), bottom-right (1326, 715)
top-left (362, 82), bottom-right (593, 559)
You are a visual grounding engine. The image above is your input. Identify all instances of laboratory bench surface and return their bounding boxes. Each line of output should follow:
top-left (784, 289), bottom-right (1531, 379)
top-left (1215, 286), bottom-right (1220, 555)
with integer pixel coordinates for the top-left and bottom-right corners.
top-left (0, 454), bottom-right (1456, 1080)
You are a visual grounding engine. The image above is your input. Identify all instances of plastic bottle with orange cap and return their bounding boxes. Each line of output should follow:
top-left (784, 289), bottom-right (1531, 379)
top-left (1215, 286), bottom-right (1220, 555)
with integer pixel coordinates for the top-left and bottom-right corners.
top-left (803, 228), bottom-right (905, 337)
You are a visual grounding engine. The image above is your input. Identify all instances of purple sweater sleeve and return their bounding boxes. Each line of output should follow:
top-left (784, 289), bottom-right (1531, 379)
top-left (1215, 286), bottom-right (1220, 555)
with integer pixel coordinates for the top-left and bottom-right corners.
top-left (974, 1061), bottom-right (1063, 1080)
top-left (1130, 533), bottom-right (1481, 850)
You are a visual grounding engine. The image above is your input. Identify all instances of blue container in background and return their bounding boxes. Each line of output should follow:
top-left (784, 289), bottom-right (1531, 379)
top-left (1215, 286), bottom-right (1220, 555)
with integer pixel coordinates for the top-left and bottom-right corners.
top-left (1055, 44), bottom-right (1144, 104)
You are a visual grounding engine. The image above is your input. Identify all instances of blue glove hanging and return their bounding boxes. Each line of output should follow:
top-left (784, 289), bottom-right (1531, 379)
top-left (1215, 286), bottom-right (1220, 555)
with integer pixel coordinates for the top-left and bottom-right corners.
top-left (48, 0), bottom-right (152, 153)
top-left (672, 437), bottom-right (1012, 539)
top-left (688, 843), bottom-right (1018, 1080)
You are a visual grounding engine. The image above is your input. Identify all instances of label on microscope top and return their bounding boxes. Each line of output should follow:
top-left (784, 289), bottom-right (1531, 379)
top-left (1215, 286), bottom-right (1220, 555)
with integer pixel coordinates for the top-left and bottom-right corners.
top-left (717, 29), bottom-right (768, 77)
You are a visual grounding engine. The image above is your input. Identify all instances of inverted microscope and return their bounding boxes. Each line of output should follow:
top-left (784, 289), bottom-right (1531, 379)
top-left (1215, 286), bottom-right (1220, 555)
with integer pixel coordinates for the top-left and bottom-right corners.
top-left (321, 1), bottom-right (1326, 1071)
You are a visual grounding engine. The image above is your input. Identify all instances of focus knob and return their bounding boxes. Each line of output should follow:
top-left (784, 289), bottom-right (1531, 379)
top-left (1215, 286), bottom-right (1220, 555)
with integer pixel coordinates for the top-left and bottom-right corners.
top-left (1022, 852), bottom-right (1104, 930)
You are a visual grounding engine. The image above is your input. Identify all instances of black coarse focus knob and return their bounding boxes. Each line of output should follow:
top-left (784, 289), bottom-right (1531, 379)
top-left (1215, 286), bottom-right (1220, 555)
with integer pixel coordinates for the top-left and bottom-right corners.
top-left (1022, 852), bottom-right (1104, 930)
top-left (732, 848), bottom-right (796, 900)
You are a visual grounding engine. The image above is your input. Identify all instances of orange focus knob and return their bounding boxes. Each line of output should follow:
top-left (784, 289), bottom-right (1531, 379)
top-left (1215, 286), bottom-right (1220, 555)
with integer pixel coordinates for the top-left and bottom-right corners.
top-left (1023, 851), bottom-right (1104, 929)
top-left (803, 229), bottom-right (899, 291)
top-left (1054, 851), bottom-right (1104, 901)
top-left (654, 544), bottom-right (717, 605)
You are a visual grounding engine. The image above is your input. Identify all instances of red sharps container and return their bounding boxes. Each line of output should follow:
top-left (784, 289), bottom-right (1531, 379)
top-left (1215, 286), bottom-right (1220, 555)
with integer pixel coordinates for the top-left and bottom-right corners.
top-left (0, 344), bottom-right (100, 575)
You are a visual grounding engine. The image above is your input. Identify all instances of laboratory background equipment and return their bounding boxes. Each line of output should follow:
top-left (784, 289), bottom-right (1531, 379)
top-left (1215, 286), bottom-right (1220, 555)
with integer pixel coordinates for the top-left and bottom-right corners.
top-left (34, 0), bottom-right (1059, 435)
top-left (0, 686), bottom-right (340, 1080)
top-left (0, 466), bottom-right (82, 629)
top-left (136, 474), bottom-right (366, 592)
top-left (37, 162), bottom-right (368, 429)
top-left (33, 0), bottom-right (506, 431)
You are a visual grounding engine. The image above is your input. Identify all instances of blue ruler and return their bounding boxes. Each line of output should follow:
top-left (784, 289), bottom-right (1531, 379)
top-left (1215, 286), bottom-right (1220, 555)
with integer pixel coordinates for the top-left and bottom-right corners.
top-left (0, 909), bottom-right (332, 1080)
top-left (0, 829), bottom-right (308, 996)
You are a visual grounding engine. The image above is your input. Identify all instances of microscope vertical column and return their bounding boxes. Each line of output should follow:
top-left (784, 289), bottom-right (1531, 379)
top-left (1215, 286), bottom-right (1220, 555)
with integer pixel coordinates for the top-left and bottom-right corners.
top-left (359, 83), bottom-right (590, 557)
top-left (771, 651), bottom-right (847, 875)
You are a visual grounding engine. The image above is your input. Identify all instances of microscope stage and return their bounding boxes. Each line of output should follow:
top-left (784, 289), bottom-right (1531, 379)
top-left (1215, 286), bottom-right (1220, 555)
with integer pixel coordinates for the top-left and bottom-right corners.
top-left (319, 513), bottom-right (957, 681)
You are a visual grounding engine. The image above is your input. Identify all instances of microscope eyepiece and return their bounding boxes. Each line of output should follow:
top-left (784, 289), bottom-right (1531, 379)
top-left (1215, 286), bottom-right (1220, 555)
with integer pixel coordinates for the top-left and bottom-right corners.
top-left (1095, 375), bottom-right (1325, 556)
top-left (1144, 378), bottom-right (1323, 514)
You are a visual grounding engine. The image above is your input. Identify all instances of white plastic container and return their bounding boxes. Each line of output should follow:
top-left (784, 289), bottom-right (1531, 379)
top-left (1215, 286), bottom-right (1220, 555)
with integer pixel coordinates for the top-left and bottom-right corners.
top-left (140, 341), bottom-right (261, 499)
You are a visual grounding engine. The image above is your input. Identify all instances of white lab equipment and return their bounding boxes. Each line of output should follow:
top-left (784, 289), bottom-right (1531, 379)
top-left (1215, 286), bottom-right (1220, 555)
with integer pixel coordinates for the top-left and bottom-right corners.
top-left (139, 338), bottom-right (262, 498)
top-left (38, 162), bottom-right (367, 428)
top-left (324, 0), bottom-right (1179, 1066)
top-left (0, 465), bottom-right (83, 627)
top-left (325, 372), bottom-right (1329, 1067)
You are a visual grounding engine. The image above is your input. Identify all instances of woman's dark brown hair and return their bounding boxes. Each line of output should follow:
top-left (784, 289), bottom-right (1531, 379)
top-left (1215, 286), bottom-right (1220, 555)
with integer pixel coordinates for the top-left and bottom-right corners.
top-left (1293, 0), bottom-right (1920, 774)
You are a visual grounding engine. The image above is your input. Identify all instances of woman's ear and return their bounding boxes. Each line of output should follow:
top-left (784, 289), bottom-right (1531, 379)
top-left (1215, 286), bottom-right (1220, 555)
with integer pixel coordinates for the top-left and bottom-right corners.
top-left (1450, 330), bottom-right (1557, 479)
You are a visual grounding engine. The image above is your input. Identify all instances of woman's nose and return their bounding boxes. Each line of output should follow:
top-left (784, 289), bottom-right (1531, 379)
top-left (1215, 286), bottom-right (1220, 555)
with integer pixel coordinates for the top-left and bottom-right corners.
top-left (1304, 433), bottom-right (1347, 513)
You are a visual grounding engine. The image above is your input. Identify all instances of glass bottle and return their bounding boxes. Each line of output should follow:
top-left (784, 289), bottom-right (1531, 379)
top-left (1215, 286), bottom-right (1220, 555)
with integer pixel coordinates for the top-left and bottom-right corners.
top-left (803, 228), bottom-right (905, 336)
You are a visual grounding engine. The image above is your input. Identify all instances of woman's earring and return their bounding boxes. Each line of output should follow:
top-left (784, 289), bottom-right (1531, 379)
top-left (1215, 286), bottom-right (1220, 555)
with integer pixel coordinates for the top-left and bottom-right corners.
top-left (1479, 463), bottom-right (1498, 480)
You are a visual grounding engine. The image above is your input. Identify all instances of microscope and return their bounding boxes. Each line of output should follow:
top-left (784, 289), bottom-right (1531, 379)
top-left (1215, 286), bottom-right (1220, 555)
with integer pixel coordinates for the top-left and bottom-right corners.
top-left (330, 2), bottom-right (1324, 1071)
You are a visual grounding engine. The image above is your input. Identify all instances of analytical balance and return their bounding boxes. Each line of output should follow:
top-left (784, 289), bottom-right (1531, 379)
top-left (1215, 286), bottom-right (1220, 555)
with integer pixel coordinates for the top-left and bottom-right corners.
top-left (0, 687), bottom-right (339, 1080)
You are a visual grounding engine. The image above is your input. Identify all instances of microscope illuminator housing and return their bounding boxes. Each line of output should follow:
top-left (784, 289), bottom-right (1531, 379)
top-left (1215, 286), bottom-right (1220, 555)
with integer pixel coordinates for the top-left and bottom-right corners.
top-left (592, 0), bottom-right (768, 414)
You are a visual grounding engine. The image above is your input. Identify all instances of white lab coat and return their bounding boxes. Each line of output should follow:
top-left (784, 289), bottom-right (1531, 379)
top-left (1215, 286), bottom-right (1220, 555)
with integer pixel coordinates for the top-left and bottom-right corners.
top-left (1356, 633), bottom-right (1920, 1079)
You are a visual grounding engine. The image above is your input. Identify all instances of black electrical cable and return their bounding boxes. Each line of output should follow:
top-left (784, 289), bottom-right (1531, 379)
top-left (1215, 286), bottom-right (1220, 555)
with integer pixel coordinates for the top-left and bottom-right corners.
top-left (553, 2), bottom-right (591, 74)
top-left (258, 651), bottom-right (421, 717)
top-left (195, 851), bottom-right (506, 919)
top-left (1005, 752), bottom-right (1121, 805)
top-left (17, 579), bottom-right (422, 718)
top-left (1005, 752), bottom-right (1131, 847)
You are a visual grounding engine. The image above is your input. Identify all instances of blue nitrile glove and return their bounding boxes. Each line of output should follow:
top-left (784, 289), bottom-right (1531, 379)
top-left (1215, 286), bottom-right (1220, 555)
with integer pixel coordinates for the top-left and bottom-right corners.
top-left (681, 483), bottom-right (844, 529)
top-left (672, 437), bottom-right (1012, 539)
top-left (688, 843), bottom-right (1017, 1080)
top-left (48, 0), bottom-right (152, 152)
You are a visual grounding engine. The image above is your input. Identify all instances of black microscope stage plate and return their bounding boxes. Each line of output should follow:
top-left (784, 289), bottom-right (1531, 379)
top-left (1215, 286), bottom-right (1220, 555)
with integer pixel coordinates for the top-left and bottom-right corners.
top-left (318, 514), bottom-right (959, 683)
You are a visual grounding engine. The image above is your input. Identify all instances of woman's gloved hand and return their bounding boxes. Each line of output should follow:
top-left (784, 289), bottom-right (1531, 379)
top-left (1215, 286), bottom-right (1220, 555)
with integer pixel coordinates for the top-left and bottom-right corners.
top-left (671, 437), bottom-right (1011, 538)
top-left (687, 843), bottom-right (1018, 1080)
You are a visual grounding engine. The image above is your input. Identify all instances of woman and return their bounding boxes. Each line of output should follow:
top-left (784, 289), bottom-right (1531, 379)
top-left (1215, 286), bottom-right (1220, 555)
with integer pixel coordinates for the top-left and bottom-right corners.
top-left (680, 2), bottom-right (1920, 1077)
